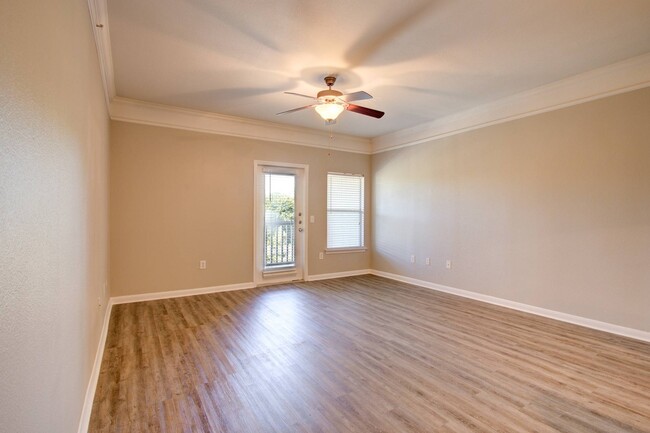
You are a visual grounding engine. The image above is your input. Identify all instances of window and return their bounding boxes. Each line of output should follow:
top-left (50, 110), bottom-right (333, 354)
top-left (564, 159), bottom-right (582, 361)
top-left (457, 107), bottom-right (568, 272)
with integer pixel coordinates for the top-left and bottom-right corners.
top-left (327, 173), bottom-right (365, 250)
top-left (264, 173), bottom-right (296, 268)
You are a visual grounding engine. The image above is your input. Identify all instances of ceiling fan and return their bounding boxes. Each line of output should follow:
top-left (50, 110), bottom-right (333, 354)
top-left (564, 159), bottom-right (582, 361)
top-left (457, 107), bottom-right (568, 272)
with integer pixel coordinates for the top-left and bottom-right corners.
top-left (277, 76), bottom-right (385, 124)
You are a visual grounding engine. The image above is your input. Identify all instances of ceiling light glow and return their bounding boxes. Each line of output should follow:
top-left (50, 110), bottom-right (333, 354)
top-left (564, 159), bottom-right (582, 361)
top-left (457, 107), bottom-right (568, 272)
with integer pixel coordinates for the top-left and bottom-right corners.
top-left (315, 102), bottom-right (345, 121)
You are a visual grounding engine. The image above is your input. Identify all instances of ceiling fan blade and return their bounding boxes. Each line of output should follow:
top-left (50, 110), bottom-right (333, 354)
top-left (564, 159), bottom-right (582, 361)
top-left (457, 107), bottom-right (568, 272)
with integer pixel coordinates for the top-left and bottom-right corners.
top-left (284, 91), bottom-right (316, 100)
top-left (346, 104), bottom-right (385, 119)
top-left (276, 105), bottom-right (316, 115)
top-left (338, 91), bottom-right (372, 102)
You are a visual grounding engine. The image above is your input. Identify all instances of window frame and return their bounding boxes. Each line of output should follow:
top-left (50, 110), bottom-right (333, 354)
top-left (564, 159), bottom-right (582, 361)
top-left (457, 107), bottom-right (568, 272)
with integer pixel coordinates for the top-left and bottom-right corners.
top-left (325, 172), bottom-right (367, 253)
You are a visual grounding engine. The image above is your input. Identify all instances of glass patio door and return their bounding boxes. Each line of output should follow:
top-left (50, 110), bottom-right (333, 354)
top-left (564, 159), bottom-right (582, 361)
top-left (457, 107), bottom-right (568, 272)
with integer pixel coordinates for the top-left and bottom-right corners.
top-left (254, 162), bottom-right (307, 285)
top-left (264, 172), bottom-right (297, 270)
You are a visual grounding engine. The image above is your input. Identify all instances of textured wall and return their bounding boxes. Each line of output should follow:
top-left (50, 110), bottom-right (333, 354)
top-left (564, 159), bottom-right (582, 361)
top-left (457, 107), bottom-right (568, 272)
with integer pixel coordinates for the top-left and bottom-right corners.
top-left (0, 0), bottom-right (110, 432)
top-left (110, 121), bottom-right (371, 296)
top-left (371, 87), bottom-right (650, 332)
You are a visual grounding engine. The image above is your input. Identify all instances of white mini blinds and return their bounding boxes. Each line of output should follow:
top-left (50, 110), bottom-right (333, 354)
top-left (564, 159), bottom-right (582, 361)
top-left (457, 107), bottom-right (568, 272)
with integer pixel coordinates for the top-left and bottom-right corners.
top-left (327, 173), bottom-right (365, 249)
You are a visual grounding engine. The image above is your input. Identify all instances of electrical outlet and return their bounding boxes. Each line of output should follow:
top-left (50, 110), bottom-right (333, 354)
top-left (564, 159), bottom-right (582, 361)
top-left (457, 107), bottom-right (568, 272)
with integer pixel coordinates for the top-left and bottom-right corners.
top-left (310, 215), bottom-right (315, 223)
top-left (446, 260), bottom-right (452, 269)
top-left (199, 260), bottom-right (207, 270)
top-left (319, 252), bottom-right (324, 260)
top-left (410, 255), bottom-right (416, 263)
top-left (425, 257), bottom-right (431, 265)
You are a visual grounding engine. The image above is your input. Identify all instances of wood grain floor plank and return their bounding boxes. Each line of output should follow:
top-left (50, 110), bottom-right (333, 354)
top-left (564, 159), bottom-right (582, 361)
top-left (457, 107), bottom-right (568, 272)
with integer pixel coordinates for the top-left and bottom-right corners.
top-left (89, 275), bottom-right (650, 432)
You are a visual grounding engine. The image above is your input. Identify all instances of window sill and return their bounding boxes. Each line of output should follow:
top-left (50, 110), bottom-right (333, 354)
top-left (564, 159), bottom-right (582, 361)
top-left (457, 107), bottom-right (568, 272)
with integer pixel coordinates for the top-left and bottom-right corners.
top-left (325, 247), bottom-right (368, 255)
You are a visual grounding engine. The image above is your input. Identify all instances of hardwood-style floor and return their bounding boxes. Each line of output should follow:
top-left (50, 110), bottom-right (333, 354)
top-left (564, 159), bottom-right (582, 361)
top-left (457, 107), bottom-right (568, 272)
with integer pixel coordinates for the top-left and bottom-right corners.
top-left (89, 275), bottom-right (650, 433)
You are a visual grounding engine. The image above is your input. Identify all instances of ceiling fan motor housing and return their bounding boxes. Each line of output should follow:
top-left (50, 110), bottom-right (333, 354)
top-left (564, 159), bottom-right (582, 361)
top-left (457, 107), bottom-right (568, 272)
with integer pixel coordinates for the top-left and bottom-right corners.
top-left (317, 76), bottom-right (344, 103)
top-left (317, 89), bottom-right (343, 103)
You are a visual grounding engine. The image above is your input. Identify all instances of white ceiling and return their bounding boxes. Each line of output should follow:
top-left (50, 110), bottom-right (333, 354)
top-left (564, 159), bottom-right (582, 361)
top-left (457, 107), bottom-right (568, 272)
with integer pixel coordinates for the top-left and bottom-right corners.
top-left (107, 0), bottom-right (650, 138)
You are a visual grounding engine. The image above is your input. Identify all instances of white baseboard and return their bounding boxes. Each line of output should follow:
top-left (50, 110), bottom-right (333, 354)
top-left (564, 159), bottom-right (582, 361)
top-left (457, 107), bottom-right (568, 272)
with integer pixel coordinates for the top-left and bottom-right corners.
top-left (305, 269), bottom-right (372, 281)
top-left (369, 270), bottom-right (650, 343)
top-left (77, 280), bottom-right (255, 432)
top-left (76, 268), bottom-right (648, 432)
top-left (77, 300), bottom-right (113, 433)
top-left (110, 282), bottom-right (256, 305)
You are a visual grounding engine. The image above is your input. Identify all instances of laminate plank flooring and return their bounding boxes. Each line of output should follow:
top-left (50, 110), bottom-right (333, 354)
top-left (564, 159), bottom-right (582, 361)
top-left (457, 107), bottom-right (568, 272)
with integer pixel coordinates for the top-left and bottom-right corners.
top-left (89, 275), bottom-right (650, 432)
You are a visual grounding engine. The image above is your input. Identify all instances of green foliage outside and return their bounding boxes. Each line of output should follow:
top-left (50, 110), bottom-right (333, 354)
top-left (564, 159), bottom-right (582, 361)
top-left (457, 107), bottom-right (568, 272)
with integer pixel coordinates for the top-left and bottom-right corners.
top-left (265, 194), bottom-right (295, 265)
top-left (265, 194), bottom-right (294, 221)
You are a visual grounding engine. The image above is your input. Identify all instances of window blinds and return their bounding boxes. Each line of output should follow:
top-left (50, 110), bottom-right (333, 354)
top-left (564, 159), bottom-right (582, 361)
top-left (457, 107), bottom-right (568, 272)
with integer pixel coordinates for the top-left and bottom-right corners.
top-left (327, 173), bottom-right (364, 249)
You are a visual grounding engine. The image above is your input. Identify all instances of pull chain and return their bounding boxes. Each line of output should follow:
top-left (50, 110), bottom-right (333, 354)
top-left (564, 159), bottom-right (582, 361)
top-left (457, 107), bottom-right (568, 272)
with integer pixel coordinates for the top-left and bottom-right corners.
top-left (327, 123), bottom-right (335, 158)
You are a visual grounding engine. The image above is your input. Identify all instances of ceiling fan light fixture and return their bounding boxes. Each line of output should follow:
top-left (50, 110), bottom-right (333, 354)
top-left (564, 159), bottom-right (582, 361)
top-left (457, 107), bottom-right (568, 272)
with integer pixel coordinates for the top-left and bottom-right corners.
top-left (314, 101), bottom-right (345, 121)
top-left (277, 75), bottom-right (384, 122)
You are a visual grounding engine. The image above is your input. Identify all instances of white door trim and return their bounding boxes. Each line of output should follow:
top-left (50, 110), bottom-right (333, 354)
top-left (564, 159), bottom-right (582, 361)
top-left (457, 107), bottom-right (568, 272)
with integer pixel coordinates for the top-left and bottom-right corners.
top-left (253, 160), bottom-right (309, 286)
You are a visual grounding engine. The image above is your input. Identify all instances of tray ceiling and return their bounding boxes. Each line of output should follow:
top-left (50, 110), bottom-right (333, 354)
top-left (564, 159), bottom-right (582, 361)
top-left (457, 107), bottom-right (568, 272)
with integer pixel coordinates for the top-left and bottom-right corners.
top-left (107, 0), bottom-right (650, 138)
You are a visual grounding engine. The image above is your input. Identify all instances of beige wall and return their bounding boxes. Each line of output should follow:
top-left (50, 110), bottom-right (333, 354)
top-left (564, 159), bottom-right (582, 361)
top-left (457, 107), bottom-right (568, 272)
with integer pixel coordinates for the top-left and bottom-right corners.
top-left (372, 87), bottom-right (650, 332)
top-left (0, 0), bottom-right (110, 432)
top-left (110, 121), bottom-right (371, 296)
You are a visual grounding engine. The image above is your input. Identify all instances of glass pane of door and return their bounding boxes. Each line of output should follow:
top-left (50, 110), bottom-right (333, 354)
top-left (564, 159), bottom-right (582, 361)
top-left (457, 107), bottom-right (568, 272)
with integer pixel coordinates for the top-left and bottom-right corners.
top-left (264, 173), bottom-right (296, 268)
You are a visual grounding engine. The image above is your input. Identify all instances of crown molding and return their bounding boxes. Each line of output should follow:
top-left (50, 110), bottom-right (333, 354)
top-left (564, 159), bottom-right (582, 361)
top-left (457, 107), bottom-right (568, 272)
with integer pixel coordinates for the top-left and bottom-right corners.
top-left (371, 53), bottom-right (650, 154)
top-left (110, 97), bottom-right (372, 154)
top-left (87, 2), bottom-right (649, 156)
top-left (87, 0), bottom-right (115, 108)
top-left (84, 0), bottom-right (369, 154)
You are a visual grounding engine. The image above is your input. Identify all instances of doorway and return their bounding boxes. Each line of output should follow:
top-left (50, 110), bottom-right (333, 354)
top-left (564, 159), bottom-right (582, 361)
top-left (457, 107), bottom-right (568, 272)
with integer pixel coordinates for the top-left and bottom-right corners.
top-left (254, 161), bottom-right (308, 285)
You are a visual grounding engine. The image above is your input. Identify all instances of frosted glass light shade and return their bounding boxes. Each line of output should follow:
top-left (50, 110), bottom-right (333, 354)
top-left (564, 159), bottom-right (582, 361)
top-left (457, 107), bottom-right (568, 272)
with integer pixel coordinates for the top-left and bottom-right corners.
top-left (315, 103), bottom-right (345, 121)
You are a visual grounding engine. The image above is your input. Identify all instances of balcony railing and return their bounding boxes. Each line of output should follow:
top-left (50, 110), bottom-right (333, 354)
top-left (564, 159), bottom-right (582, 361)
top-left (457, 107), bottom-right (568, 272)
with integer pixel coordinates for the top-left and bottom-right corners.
top-left (264, 220), bottom-right (295, 267)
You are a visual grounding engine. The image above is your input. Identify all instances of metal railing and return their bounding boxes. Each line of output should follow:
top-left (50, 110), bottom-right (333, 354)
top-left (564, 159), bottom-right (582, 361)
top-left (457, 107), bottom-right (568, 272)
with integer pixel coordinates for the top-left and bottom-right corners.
top-left (264, 220), bottom-right (295, 267)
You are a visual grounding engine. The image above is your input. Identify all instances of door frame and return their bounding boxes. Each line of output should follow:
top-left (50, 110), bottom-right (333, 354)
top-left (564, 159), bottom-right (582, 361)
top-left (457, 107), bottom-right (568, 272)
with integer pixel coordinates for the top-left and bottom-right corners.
top-left (253, 160), bottom-right (309, 286)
